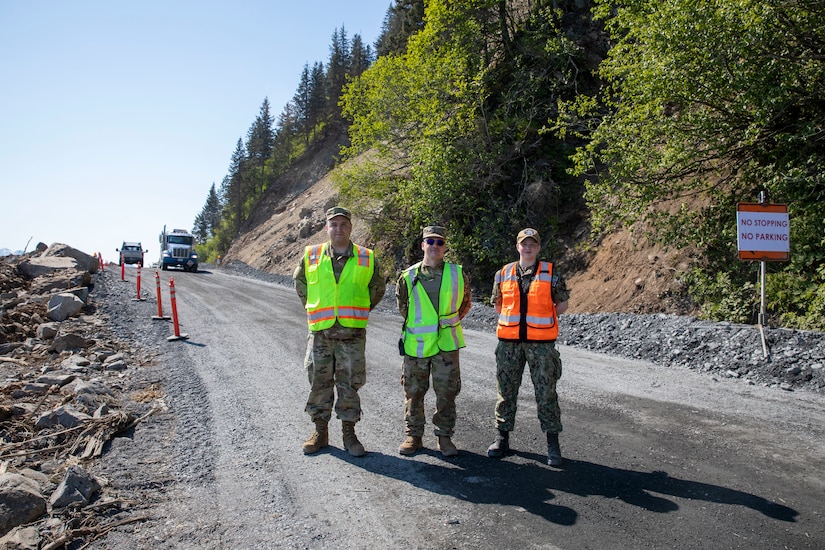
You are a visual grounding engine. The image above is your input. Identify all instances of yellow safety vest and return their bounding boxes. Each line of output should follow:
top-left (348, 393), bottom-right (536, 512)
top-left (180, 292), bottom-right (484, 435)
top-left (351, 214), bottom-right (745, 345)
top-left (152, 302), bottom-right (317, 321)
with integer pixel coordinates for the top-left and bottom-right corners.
top-left (402, 262), bottom-right (465, 357)
top-left (304, 243), bottom-right (374, 330)
top-left (496, 261), bottom-right (559, 341)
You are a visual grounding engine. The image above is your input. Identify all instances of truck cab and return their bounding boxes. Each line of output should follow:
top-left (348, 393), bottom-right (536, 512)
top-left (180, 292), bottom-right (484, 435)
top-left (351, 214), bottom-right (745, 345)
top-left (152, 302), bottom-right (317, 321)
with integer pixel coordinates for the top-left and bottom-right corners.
top-left (159, 227), bottom-right (198, 272)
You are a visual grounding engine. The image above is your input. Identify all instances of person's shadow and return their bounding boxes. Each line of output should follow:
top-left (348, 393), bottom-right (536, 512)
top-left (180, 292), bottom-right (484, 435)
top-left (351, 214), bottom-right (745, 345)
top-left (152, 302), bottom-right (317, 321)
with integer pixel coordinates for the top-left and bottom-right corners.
top-left (329, 447), bottom-right (798, 526)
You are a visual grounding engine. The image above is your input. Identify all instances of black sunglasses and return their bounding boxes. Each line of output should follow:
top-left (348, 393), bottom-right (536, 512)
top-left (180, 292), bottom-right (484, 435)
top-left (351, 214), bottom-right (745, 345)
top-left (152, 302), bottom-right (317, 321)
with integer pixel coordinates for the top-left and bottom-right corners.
top-left (425, 238), bottom-right (445, 246)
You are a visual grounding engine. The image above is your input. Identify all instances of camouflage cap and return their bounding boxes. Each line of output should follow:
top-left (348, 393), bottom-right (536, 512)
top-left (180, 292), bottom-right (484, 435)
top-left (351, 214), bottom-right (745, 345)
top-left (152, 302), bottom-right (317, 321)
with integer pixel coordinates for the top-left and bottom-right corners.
top-left (325, 206), bottom-right (351, 221)
top-left (516, 228), bottom-right (541, 246)
top-left (422, 225), bottom-right (447, 239)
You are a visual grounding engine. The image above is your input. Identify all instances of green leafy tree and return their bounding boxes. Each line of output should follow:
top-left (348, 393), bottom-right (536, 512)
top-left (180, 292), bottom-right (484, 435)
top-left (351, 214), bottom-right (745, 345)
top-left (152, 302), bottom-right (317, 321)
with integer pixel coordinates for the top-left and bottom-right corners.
top-left (566, 0), bottom-right (825, 327)
top-left (339, 1), bottom-right (597, 277)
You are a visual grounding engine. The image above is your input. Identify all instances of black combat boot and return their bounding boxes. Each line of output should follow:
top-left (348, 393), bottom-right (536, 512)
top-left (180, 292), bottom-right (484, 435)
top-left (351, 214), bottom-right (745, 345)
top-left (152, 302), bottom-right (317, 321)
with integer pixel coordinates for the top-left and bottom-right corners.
top-left (547, 432), bottom-right (563, 467)
top-left (487, 430), bottom-right (509, 458)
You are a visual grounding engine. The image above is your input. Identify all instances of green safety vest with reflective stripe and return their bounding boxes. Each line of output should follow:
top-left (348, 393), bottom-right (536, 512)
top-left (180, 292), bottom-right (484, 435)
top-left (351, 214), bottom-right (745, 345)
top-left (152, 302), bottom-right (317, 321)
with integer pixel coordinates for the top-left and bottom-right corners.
top-left (402, 262), bottom-right (465, 357)
top-left (304, 243), bottom-right (374, 330)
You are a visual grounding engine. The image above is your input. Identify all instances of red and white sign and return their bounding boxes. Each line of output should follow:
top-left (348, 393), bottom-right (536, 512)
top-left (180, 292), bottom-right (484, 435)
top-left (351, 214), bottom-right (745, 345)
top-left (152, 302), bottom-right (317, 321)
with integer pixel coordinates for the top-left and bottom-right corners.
top-left (736, 203), bottom-right (790, 261)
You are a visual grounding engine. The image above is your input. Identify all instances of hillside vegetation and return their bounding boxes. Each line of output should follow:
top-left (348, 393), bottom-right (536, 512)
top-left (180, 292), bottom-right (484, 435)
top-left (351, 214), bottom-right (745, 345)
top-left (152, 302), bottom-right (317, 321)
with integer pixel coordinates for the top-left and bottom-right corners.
top-left (198, 0), bottom-right (825, 331)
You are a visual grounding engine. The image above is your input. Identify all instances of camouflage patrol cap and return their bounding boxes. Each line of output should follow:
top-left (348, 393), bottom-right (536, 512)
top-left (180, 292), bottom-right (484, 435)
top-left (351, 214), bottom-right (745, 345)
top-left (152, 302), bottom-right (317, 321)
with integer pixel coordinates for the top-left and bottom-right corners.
top-left (516, 228), bottom-right (540, 246)
top-left (326, 206), bottom-right (351, 220)
top-left (422, 225), bottom-right (447, 239)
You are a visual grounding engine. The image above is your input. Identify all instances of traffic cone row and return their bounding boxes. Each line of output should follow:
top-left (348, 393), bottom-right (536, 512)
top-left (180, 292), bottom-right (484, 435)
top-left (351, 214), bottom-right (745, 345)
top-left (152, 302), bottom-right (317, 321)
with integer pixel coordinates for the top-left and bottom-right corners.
top-left (120, 267), bottom-right (189, 342)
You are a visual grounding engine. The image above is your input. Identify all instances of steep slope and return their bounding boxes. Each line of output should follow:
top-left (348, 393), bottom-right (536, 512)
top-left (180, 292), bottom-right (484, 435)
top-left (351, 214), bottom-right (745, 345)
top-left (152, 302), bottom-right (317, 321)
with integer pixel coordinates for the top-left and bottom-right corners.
top-left (223, 141), bottom-right (696, 315)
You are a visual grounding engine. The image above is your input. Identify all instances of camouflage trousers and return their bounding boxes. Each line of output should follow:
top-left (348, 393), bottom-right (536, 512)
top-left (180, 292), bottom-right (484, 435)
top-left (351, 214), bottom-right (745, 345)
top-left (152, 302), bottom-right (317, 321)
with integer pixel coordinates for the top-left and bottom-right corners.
top-left (304, 330), bottom-right (366, 423)
top-left (493, 340), bottom-right (563, 433)
top-left (401, 350), bottom-right (461, 437)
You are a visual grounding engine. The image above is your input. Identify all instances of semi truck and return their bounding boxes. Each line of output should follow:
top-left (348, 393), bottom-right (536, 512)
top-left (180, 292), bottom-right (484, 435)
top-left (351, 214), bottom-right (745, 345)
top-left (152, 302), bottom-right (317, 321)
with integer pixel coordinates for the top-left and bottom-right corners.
top-left (159, 226), bottom-right (198, 272)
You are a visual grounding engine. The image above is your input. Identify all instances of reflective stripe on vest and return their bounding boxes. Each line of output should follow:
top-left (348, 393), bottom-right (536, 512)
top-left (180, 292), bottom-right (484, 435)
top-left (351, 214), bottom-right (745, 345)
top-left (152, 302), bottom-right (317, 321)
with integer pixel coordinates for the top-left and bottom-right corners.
top-left (402, 263), bottom-right (465, 357)
top-left (304, 243), bottom-right (374, 330)
top-left (496, 261), bottom-right (559, 341)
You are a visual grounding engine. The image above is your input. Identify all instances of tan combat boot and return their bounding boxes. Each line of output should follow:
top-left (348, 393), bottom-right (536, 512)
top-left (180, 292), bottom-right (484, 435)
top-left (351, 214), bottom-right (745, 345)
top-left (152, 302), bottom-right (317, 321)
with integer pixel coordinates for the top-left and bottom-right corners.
top-left (342, 421), bottom-right (366, 457)
top-left (437, 436), bottom-right (458, 457)
top-left (302, 419), bottom-right (329, 454)
top-left (398, 436), bottom-right (423, 456)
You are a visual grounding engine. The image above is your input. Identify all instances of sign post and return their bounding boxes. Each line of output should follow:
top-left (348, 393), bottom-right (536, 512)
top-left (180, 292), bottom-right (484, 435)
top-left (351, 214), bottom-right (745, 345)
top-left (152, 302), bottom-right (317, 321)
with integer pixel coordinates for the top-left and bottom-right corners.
top-left (736, 193), bottom-right (790, 357)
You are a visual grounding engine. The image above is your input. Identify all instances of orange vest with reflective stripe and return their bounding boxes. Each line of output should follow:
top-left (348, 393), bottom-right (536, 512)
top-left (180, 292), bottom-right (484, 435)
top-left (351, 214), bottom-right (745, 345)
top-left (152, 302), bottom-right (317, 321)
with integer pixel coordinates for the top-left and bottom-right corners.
top-left (496, 261), bottom-right (558, 341)
top-left (304, 243), bottom-right (374, 330)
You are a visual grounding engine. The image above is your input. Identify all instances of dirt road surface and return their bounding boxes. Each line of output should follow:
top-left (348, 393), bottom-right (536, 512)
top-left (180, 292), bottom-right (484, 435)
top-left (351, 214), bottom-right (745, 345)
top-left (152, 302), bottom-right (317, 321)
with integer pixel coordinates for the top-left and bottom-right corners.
top-left (93, 267), bottom-right (825, 549)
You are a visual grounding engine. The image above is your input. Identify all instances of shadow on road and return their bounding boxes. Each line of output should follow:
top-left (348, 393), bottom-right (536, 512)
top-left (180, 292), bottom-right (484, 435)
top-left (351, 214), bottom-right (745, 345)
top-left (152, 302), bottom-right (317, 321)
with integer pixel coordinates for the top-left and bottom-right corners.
top-left (333, 447), bottom-right (798, 526)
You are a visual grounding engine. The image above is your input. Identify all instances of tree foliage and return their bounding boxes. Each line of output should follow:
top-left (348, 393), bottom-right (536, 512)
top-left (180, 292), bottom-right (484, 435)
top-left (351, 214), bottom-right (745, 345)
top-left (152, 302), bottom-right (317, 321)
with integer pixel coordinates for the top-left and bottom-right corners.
top-left (193, 183), bottom-right (222, 243)
top-left (375, 0), bottom-right (426, 57)
top-left (565, 0), bottom-right (825, 327)
top-left (339, 0), bottom-right (597, 279)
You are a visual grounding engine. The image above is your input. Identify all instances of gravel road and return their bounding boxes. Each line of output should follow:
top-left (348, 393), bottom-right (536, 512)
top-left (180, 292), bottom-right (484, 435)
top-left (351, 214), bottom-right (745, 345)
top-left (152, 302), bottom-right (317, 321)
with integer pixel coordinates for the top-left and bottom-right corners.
top-left (88, 264), bottom-right (825, 549)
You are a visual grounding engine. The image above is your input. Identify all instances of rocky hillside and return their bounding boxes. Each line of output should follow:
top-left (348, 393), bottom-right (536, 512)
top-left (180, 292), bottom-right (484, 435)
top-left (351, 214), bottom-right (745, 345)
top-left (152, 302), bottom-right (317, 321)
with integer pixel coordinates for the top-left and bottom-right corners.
top-left (222, 136), bottom-right (698, 316)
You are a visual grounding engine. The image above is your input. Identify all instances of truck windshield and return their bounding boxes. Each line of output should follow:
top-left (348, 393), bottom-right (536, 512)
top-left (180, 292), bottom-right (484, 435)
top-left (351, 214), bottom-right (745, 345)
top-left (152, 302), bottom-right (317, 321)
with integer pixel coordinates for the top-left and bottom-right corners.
top-left (168, 236), bottom-right (193, 245)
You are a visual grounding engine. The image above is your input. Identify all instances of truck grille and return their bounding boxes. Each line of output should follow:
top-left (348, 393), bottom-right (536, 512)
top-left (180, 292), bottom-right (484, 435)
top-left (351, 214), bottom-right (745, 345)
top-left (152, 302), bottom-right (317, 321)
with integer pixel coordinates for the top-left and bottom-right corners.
top-left (172, 248), bottom-right (190, 258)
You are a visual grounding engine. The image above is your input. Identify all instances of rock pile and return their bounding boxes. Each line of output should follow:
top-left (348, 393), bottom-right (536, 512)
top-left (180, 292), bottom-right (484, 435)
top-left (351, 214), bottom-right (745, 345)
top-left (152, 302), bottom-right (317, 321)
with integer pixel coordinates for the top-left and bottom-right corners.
top-left (0, 244), bottom-right (159, 548)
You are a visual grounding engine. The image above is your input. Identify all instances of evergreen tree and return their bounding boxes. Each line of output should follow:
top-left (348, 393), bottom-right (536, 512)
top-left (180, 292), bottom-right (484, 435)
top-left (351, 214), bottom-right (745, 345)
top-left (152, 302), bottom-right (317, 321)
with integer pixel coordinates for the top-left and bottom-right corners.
top-left (272, 102), bottom-right (299, 170)
top-left (246, 98), bottom-right (275, 196)
top-left (203, 183), bottom-right (222, 236)
top-left (294, 63), bottom-right (313, 144)
top-left (350, 34), bottom-right (373, 77)
top-left (193, 212), bottom-right (208, 243)
top-left (375, 0), bottom-right (425, 57)
top-left (326, 26), bottom-right (351, 121)
top-left (246, 97), bottom-right (274, 166)
top-left (221, 138), bottom-right (247, 231)
top-left (309, 61), bottom-right (327, 131)
top-left (193, 183), bottom-right (222, 242)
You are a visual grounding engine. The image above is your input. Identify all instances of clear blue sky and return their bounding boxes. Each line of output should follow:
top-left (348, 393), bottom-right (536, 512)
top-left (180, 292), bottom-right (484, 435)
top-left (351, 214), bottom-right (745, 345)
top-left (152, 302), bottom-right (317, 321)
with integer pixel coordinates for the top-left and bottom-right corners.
top-left (0, 0), bottom-right (390, 260)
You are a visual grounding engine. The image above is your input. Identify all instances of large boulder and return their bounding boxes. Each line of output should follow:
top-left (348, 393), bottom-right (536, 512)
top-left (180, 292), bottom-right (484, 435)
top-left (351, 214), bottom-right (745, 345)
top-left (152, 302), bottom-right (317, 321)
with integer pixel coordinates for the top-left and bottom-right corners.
top-left (41, 244), bottom-right (97, 274)
top-left (18, 243), bottom-right (97, 281)
top-left (46, 293), bottom-right (84, 322)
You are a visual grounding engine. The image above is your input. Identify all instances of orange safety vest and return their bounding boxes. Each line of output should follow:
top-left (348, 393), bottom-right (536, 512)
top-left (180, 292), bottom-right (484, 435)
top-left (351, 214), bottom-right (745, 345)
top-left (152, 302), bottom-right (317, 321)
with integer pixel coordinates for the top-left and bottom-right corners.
top-left (496, 261), bottom-right (558, 341)
top-left (303, 243), bottom-right (374, 330)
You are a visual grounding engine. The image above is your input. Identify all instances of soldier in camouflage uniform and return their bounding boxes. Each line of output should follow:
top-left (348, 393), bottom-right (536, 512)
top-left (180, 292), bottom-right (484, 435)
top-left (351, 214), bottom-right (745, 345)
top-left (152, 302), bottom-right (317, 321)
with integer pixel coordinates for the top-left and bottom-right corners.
top-left (396, 226), bottom-right (472, 457)
top-left (294, 206), bottom-right (385, 457)
top-left (487, 228), bottom-right (570, 466)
